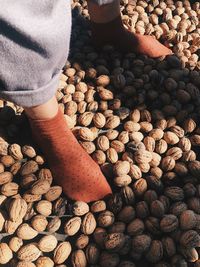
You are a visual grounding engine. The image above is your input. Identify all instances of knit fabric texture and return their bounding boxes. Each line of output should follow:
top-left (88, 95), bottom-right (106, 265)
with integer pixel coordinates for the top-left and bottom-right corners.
top-left (29, 108), bottom-right (112, 202)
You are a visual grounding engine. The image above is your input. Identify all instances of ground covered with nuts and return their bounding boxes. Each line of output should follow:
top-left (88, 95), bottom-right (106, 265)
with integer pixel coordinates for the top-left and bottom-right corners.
top-left (0, 0), bottom-right (200, 266)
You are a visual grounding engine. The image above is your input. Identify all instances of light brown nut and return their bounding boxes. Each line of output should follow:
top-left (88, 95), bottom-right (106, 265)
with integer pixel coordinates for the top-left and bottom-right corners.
top-left (110, 140), bottom-right (125, 153)
top-left (81, 212), bottom-right (97, 235)
top-left (114, 175), bottom-right (132, 187)
top-left (36, 256), bottom-right (54, 267)
top-left (106, 130), bottom-right (119, 140)
top-left (34, 155), bottom-right (44, 165)
top-left (0, 243), bottom-right (13, 264)
top-left (130, 109), bottom-right (140, 122)
top-left (22, 145), bottom-right (36, 158)
top-left (20, 174), bottom-right (37, 189)
top-left (134, 150), bottom-right (152, 164)
top-left (4, 219), bottom-right (22, 234)
top-left (30, 179), bottom-right (50, 195)
top-left (155, 139), bottom-right (168, 154)
top-left (0, 171), bottom-right (13, 185)
top-left (8, 144), bottom-right (23, 160)
top-left (105, 115), bottom-right (120, 129)
top-left (140, 122), bottom-right (153, 133)
top-left (20, 160), bottom-right (39, 176)
top-left (97, 136), bottom-right (110, 151)
top-left (96, 75), bottom-right (110, 87)
top-left (22, 193), bottom-right (42, 203)
top-left (9, 237), bottom-right (23, 252)
top-left (118, 131), bottom-right (129, 144)
top-left (106, 148), bottom-right (118, 164)
top-left (17, 261), bottom-right (36, 267)
top-left (64, 217), bottom-right (81, 236)
top-left (38, 235), bottom-right (58, 252)
top-left (80, 141), bottom-right (96, 154)
top-left (72, 201), bottom-right (89, 216)
top-left (163, 131), bottom-right (179, 145)
top-left (113, 161), bottom-right (130, 176)
top-left (93, 113), bottom-right (106, 128)
top-left (166, 147), bottom-right (182, 160)
top-left (17, 223), bottom-right (38, 240)
top-left (53, 242), bottom-right (72, 264)
top-left (0, 210), bottom-right (5, 231)
top-left (38, 168), bottom-right (53, 184)
top-left (9, 198), bottom-right (28, 222)
top-left (143, 136), bottom-right (155, 152)
top-left (0, 138), bottom-right (9, 156)
top-left (137, 163), bottom-right (149, 173)
top-left (149, 128), bottom-right (164, 140)
top-left (97, 210), bottom-right (115, 228)
top-left (124, 121), bottom-right (140, 132)
top-left (150, 152), bottom-right (161, 167)
top-left (183, 118), bottom-right (196, 133)
top-left (10, 162), bottom-right (21, 176)
top-left (90, 200), bottom-right (106, 213)
top-left (161, 156), bottom-right (175, 171)
top-left (92, 150), bottom-right (106, 165)
top-left (44, 186), bottom-right (62, 202)
top-left (35, 200), bottom-right (52, 216)
top-left (190, 135), bottom-right (200, 146)
top-left (0, 155), bottom-right (15, 167)
top-left (73, 91), bottom-right (85, 103)
top-left (129, 164), bottom-right (142, 180)
top-left (98, 87), bottom-right (113, 100)
top-left (18, 244), bottom-right (41, 262)
top-left (47, 216), bottom-right (61, 233)
top-left (129, 132), bottom-right (144, 143)
top-left (75, 234), bottom-right (89, 249)
top-left (0, 163), bottom-right (4, 173)
top-left (71, 249), bottom-right (87, 267)
top-left (78, 112), bottom-right (94, 126)
top-left (79, 127), bottom-right (94, 141)
top-left (1, 182), bottom-right (19, 196)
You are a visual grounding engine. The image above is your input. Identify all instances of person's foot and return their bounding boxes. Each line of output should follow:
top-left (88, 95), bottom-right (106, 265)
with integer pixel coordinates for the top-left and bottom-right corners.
top-left (91, 16), bottom-right (172, 58)
top-left (28, 109), bottom-right (112, 203)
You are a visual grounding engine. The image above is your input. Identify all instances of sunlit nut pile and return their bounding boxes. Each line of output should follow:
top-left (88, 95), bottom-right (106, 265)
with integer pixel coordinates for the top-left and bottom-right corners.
top-left (0, 0), bottom-right (199, 267)
top-left (121, 0), bottom-right (200, 70)
top-left (73, 0), bottom-right (200, 70)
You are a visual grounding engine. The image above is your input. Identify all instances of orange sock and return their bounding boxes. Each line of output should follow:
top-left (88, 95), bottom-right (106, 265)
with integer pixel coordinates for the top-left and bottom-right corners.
top-left (29, 109), bottom-right (112, 203)
top-left (91, 15), bottom-right (172, 58)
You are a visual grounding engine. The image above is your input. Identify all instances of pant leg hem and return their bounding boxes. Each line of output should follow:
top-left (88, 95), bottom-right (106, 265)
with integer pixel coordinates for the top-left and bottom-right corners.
top-left (0, 70), bottom-right (62, 108)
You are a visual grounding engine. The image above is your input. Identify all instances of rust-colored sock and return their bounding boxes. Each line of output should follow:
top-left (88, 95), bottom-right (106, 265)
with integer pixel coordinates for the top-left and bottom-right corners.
top-left (29, 109), bottom-right (112, 203)
top-left (91, 15), bottom-right (172, 58)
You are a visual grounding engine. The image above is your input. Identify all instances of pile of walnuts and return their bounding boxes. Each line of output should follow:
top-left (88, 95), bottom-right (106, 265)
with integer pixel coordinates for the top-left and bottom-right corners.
top-left (0, 0), bottom-right (199, 266)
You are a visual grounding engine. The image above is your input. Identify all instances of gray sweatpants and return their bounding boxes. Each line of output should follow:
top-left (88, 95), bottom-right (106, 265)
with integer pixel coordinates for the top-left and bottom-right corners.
top-left (0, 0), bottom-right (114, 107)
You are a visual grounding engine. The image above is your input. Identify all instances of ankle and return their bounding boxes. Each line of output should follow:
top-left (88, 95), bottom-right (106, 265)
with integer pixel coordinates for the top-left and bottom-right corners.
top-left (88, 0), bottom-right (120, 24)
